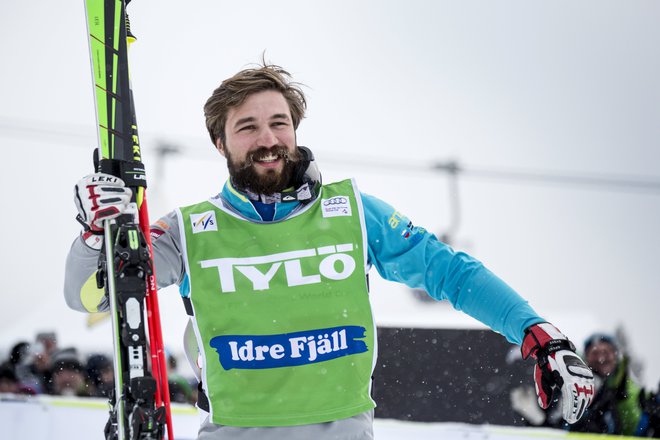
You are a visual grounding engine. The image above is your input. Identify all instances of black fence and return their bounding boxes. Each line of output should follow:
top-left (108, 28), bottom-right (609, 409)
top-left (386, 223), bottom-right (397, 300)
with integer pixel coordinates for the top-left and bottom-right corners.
top-left (373, 327), bottom-right (531, 425)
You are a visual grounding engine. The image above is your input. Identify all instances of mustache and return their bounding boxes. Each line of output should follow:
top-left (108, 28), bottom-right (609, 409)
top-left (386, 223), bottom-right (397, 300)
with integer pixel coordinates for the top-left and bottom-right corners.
top-left (239, 146), bottom-right (299, 170)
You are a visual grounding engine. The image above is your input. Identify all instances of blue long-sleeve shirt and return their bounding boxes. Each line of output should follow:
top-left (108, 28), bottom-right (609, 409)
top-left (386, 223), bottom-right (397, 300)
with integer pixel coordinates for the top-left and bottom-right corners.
top-left (214, 180), bottom-right (544, 345)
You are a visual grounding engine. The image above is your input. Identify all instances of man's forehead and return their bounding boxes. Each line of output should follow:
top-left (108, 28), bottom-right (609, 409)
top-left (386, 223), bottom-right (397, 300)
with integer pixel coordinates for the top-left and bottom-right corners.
top-left (227, 90), bottom-right (291, 122)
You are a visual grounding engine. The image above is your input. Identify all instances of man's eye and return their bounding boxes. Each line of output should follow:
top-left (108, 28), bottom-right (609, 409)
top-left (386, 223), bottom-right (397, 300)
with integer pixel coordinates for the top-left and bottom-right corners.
top-left (238, 125), bottom-right (255, 132)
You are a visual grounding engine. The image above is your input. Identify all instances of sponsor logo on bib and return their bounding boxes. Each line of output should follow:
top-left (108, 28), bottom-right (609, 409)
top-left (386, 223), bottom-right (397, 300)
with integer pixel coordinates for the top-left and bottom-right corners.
top-left (210, 325), bottom-right (368, 370)
top-left (190, 211), bottom-right (217, 233)
top-left (322, 196), bottom-right (351, 218)
top-left (200, 243), bottom-right (356, 292)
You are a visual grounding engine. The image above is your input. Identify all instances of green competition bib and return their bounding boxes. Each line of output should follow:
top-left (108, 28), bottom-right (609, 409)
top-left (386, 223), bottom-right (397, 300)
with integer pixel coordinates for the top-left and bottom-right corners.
top-left (177, 179), bottom-right (376, 427)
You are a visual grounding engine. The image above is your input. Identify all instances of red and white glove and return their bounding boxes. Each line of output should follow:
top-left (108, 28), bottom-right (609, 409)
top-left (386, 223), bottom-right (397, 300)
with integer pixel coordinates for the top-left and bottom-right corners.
top-left (521, 322), bottom-right (595, 424)
top-left (74, 173), bottom-right (133, 248)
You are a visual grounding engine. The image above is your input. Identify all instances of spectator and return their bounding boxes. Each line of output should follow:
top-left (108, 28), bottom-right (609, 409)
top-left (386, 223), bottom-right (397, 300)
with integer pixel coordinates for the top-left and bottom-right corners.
top-left (35, 332), bottom-right (59, 372)
top-left (29, 338), bottom-right (54, 394)
top-left (6, 341), bottom-right (43, 394)
top-left (6, 342), bottom-right (31, 370)
top-left (36, 332), bottom-right (58, 357)
top-left (49, 348), bottom-right (91, 397)
top-left (638, 386), bottom-right (660, 437)
top-left (0, 365), bottom-right (20, 394)
top-left (0, 364), bottom-right (35, 395)
top-left (86, 354), bottom-right (114, 398)
top-left (570, 333), bottom-right (646, 436)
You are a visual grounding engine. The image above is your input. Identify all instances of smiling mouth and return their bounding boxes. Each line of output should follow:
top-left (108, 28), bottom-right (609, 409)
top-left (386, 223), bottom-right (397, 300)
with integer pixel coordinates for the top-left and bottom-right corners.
top-left (254, 152), bottom-right (282, 163)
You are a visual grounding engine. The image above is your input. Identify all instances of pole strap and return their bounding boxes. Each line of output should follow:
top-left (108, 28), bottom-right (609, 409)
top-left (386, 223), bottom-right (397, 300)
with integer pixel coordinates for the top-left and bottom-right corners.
top-left (98, 158), bottom-right (148, 188)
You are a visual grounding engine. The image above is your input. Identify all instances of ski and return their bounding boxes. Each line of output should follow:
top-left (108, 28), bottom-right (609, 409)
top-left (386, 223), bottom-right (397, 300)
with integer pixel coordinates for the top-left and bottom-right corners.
top-left (83, 0), bottom-right (174, 439)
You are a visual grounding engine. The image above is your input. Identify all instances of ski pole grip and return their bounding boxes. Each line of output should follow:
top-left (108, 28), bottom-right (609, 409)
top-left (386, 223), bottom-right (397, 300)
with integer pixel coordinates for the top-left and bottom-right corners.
top-left (98, 158), bottom-right (148, 188)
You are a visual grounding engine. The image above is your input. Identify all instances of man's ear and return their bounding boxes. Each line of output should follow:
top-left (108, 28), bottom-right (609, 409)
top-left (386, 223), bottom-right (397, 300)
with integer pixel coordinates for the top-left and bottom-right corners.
top-left (215, 138), bottom-right (226, 157)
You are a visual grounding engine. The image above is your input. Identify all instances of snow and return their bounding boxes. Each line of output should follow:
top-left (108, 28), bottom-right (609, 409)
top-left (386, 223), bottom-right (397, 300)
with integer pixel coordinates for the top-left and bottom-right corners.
top-left (0, 394), bottom-right (589, 440)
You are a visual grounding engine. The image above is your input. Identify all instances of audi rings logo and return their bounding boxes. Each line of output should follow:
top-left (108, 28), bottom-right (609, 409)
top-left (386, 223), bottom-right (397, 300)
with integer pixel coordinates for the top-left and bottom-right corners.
top-left (323, 197), bottom-right (348, 206)
top-left (322, 196), bottom-right (352, 218)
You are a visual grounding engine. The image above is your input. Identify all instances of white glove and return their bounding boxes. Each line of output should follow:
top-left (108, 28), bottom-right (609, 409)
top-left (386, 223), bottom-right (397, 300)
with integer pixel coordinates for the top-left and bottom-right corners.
top-left (74, 173), bottom-right (133, 234)
top-left (521, 323), bottom-right (595, 424)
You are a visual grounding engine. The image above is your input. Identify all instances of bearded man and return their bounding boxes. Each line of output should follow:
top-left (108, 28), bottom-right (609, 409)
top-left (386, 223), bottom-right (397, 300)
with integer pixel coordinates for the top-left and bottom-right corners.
top-left (65, 63), bottom-right (593, 440)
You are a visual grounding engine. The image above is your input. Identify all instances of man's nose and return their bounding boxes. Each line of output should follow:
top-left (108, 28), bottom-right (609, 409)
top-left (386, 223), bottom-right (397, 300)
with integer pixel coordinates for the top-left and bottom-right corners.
top-left (256, 127), bottom-right (278, 147)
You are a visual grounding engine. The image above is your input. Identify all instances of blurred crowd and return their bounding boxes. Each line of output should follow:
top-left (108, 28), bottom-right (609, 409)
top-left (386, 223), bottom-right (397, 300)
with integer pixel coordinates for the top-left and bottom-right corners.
top-left (2, 330), bottom-right (658, 437)
top-left (0, 331), bottom-right (196, 405)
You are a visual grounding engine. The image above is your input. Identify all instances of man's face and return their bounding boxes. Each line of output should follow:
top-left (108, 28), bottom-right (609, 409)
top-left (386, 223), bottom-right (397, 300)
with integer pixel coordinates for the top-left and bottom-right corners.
top-left (52, 368), bottom-right (86, 396)
top-left (586, 341), bottom-right (618, 377)
top-left (216, 90), bottom-right (300, 194)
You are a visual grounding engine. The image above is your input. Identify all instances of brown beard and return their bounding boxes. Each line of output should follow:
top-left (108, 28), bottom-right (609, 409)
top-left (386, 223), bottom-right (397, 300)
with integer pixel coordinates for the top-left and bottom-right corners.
top-left (226, 145), bottom-right (301, 195)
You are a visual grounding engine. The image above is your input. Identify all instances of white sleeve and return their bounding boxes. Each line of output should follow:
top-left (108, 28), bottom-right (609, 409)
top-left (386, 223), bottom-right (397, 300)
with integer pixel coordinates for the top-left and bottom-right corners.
top-left (62, 210), bottom-right (184, 312)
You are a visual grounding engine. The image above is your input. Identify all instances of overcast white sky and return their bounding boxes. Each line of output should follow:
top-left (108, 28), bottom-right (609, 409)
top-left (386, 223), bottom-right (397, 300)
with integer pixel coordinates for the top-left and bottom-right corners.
top-left (1, 1), bottom-right (659, 389)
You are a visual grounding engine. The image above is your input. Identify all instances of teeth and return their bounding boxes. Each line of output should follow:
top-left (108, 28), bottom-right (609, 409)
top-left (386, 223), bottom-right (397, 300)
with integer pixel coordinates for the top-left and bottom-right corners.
top-left (256, 153), bottom-right (279, 162)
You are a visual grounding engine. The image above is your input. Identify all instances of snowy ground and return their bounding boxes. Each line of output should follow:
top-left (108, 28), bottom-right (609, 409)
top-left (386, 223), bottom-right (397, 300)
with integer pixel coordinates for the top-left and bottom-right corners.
top-left (0, 394), bottom-right (637, 440)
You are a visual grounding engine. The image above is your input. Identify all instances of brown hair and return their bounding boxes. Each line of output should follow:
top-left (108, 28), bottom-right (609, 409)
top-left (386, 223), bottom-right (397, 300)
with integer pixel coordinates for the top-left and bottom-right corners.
top-left (204, 63), bottom-right (307, 146)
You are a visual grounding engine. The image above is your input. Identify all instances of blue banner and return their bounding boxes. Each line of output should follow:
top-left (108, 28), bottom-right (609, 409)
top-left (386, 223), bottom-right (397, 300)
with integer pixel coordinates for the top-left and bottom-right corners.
top-left (210, 326), bottom-right (368, 370)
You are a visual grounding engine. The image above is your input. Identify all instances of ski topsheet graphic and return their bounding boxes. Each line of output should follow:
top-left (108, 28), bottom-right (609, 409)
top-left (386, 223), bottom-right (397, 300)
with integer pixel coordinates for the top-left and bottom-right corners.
top-left (83, 1), bottom-right (173, 438)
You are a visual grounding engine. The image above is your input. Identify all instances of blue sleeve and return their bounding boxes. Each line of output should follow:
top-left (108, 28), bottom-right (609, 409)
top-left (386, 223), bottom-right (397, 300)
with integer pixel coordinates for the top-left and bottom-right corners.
top-left (361, 192), bottom-right (544, 345)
